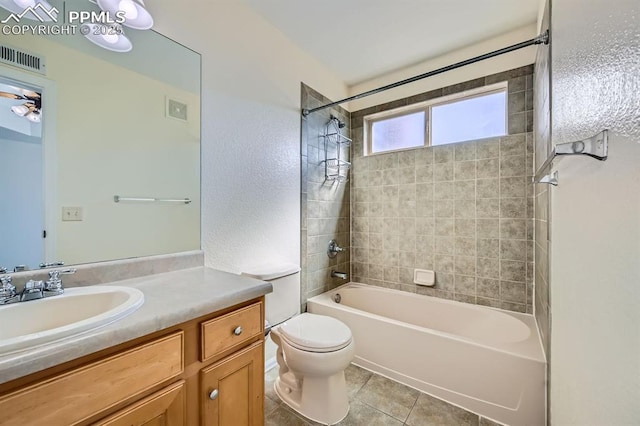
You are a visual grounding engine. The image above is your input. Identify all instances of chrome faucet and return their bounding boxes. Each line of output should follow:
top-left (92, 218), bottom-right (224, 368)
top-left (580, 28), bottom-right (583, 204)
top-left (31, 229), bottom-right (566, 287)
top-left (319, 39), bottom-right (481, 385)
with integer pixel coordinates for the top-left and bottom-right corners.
top-left (331, 270), bottom-right (348, 280)
top-left (44, 269), bottom-right (76, 297)
top-left (20, 280), bottom-right (45, 302)
top-left (0, 269), bottom-right (76, 305)
top-left (327, 240), bottom-right (347, 259)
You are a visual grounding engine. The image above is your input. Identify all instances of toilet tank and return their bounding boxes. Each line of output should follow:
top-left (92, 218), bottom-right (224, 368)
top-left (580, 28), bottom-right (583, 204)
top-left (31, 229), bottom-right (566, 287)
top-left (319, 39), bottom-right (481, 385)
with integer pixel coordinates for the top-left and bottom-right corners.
top-left (241, 263), bottom-right (300, 326)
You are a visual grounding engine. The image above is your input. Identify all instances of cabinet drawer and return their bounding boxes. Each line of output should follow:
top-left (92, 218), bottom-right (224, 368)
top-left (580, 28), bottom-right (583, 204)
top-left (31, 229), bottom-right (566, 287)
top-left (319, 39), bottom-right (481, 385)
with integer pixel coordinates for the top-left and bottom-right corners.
top-left (0, 332), bottom-right (184, 426)
top-left (201, 302), bottom-right (262, 362)
top-left (95, 380), bottom-right (186, 426)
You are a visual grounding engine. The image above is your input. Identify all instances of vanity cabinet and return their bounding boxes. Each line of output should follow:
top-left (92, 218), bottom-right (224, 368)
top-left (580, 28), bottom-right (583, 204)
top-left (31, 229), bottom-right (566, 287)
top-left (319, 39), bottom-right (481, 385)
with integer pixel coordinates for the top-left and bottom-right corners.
top-left (201, 342), bottom-right (263, 425)
top-left (0, 297), bottom-right (265, 426)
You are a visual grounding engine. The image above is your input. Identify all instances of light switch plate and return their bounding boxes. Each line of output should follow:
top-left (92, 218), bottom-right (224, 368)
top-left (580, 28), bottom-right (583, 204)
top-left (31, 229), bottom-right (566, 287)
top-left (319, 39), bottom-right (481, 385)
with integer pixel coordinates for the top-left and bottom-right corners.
top-left (62, 207), bottom-right (83, 221)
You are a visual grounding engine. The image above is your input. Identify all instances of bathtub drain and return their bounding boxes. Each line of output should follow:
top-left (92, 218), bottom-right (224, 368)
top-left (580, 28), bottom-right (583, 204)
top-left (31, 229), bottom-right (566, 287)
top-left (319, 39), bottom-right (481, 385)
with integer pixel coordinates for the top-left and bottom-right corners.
top-left (333, 293), bottom-right (341, 303)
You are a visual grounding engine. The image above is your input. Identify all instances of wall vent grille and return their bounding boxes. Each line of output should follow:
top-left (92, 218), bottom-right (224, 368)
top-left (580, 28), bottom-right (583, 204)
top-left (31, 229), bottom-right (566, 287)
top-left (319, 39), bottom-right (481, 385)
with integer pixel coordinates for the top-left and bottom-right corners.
top-left (0, 44), bottom-right (46, 75)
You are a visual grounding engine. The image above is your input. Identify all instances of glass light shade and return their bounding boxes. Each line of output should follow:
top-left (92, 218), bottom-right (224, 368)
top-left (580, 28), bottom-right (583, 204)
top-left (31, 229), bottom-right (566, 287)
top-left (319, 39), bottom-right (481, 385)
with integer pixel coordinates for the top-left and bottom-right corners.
top-left (14, 0), bottom-right (36, 8)
top-left (97, 0), bottom-right (153, 30)
top-left (83, 23), bottom-right (133, 53)
top-left (118, 0), bottom-right (138, 20)
top-left (25, 111), bottom-right (41, 123)
top-left (11, 104), bottom-right (30, 116)
top-left (101, 32), bottom-right (119, 44)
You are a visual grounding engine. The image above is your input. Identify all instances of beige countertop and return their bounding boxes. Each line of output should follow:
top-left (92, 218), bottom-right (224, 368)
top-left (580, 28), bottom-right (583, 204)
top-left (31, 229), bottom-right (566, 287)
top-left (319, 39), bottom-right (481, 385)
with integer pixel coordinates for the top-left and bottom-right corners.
top-left (0, 267), bottom-right (272, 384)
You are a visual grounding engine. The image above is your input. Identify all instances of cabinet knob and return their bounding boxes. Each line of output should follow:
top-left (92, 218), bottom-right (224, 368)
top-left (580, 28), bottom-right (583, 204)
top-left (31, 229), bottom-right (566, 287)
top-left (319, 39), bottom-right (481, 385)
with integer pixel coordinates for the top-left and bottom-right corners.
top-left (234, 326), bottom-right (243, 336)
top-left (209, 389), bottom-right (219, 400)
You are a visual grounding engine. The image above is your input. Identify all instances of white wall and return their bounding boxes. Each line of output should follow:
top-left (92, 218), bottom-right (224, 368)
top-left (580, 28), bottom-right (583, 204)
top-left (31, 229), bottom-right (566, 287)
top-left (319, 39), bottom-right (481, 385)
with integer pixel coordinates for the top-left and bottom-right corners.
top-left (549, 0), bottom-right (640, 424)
top-left (151, 0), bottom-right (348, 273)
top-left (347, 24), bottom-right (538, 111)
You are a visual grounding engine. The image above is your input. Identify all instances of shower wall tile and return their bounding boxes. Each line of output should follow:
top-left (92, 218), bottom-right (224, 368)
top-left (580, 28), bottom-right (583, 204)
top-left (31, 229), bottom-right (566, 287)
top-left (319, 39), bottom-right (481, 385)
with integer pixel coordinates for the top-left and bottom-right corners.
top-left (300, 84), bottom-right (351, 312)
top-left (349, 65), bottom-right (534, 313)
top-left (534, 0), bottom-right (552, 386)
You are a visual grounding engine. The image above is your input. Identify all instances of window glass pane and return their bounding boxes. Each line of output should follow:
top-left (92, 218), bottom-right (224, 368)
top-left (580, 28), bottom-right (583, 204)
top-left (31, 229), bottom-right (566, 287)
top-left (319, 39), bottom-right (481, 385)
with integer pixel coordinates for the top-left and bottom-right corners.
top-left (431, 91), bottom-right (507, 146)
top-left (371, 111), bottom-right (425, 153)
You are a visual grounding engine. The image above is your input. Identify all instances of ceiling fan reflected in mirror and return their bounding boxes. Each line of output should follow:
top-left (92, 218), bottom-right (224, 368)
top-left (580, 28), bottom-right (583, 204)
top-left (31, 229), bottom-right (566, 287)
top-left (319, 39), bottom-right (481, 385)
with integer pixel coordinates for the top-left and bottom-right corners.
top-left (0, 87), bottom-right (42, 123)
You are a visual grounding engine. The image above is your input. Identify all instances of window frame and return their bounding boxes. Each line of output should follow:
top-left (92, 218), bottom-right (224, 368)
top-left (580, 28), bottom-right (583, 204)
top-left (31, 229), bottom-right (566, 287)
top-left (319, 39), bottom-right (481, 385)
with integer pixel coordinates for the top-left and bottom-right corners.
top-left (364, 81), bottom-right (508, 156)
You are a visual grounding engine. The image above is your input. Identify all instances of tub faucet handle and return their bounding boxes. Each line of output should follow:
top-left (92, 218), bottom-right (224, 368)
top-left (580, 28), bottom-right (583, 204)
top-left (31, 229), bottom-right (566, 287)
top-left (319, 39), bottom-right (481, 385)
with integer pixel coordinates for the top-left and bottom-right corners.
top-left (327, 240), bottom-right (347, 258)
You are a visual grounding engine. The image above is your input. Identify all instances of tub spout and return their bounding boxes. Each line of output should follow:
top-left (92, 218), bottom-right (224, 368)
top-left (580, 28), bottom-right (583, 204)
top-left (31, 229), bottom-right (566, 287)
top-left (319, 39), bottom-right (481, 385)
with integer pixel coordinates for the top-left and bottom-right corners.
top-left (331, 270), bottom-right (348, 280)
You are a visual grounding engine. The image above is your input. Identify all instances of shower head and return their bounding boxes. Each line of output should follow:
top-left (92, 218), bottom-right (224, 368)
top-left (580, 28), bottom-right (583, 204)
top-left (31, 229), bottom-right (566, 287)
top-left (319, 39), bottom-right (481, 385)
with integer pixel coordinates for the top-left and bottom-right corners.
top-left (330, 115), bottom-right (346, 128)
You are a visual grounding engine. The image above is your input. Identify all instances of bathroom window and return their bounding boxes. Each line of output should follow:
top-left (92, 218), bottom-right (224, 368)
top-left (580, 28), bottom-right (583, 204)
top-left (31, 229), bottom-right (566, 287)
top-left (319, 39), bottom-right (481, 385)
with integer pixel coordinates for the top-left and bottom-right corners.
top-left (364, 83), bottom-right (507, 155)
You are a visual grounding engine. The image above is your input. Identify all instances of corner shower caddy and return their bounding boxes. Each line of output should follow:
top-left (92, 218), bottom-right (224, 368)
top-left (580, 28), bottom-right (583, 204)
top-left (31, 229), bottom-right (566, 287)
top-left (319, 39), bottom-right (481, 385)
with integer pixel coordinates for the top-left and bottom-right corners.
top-left (321, 116), bottom-right (351, 183)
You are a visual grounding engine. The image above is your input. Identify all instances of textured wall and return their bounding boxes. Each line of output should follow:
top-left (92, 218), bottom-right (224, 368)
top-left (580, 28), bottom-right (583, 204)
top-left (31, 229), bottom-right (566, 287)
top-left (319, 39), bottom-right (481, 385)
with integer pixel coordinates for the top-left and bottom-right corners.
top-left (350, 66), bottom-right (535, 313)
top-left (151, 0), bottom-right (348, 276)
top-left (300, 85), bottom-right (351, 311)
top-left (549, 0), bottom-right (640, 423)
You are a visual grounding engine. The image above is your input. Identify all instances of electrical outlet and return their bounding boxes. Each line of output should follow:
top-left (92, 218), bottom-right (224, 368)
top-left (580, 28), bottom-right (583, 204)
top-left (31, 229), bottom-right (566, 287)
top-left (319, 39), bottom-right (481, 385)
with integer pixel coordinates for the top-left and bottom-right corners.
top-left (62, 207), bottom-right (83, 222)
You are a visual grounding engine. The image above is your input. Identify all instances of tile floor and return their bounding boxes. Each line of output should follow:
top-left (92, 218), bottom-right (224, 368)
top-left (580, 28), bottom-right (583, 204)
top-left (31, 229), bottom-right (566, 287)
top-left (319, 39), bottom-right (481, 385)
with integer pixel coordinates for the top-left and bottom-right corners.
top-left (264, 364), bottom-right (503, 426)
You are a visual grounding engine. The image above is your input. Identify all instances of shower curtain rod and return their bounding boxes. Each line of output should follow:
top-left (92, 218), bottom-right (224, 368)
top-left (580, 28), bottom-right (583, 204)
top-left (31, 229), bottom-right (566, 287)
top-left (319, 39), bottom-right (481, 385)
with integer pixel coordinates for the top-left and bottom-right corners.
top-left (301, 30), bottom-right (549, 117)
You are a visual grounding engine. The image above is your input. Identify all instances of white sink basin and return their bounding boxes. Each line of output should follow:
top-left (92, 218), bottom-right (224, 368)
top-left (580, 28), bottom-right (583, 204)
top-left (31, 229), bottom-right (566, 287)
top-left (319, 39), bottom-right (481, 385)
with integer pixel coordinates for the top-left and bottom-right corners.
top-left (0, 286), bottom-right (144, 355)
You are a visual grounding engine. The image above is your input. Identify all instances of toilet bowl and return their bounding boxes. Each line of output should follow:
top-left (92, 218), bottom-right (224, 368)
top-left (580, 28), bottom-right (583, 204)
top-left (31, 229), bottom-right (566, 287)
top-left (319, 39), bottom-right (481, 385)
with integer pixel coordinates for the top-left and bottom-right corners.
top-left (240, 264), bottom-right (355, 424)
top-left (270, 313), bottom-right (355, 425)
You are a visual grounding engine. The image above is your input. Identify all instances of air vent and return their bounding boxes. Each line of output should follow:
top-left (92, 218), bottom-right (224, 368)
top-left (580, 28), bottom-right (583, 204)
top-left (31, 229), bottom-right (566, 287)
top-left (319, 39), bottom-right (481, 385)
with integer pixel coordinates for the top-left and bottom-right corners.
top-left (0, 44), bottom-right (46, 75)
top-left (166, 98), bottom-right (188, 121)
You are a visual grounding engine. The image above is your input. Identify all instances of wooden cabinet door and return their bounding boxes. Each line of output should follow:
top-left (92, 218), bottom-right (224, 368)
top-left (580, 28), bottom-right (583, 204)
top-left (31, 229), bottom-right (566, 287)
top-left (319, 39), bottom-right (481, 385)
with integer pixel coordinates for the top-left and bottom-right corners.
top-left (95, 380), bottom-right (186, 426)
top-left (201, 341), bottom-right (264, 426)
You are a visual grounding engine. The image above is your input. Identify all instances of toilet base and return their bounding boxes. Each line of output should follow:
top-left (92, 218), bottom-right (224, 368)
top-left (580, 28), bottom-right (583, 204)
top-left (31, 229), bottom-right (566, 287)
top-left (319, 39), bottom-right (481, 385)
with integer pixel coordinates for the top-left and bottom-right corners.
top-left (274, 372), bottom-right (350, 425)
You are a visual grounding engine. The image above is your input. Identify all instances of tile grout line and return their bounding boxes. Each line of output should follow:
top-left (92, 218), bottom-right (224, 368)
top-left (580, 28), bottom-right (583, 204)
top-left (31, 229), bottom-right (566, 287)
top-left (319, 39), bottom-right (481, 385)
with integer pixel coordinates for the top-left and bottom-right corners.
top-left (404, 390), bottom-right (421, 426)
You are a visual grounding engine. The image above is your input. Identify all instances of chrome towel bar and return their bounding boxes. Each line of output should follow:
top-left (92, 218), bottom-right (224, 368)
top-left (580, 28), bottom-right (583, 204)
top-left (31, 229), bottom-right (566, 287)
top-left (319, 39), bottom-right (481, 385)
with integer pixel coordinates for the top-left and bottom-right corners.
top-left (533, 130), bottom-right (608, 186)
top-left (114, 196), bottom-right (192, 204)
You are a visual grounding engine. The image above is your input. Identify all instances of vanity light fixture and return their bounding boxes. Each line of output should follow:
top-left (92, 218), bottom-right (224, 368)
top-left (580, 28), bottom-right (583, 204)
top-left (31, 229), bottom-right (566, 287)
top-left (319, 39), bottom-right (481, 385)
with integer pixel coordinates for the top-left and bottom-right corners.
top-left (81, 0), bottom-right (152, 53)
top-left (2, 89), bottom-right (42, 123)
top-left (96, 0), bottom-right (153, 30)
top-left (82, 23), bottom-right (133, 53)
top-left (0, 0), bottom-right (57, 21)
top-left (10, 103), bottom-right (41, 122)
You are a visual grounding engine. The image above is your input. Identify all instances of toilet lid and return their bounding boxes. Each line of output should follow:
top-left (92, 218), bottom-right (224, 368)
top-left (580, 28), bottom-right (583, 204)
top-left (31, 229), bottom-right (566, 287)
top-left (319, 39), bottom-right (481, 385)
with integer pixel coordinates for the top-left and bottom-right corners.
top-left (279, 313), bottom-right (352, 353)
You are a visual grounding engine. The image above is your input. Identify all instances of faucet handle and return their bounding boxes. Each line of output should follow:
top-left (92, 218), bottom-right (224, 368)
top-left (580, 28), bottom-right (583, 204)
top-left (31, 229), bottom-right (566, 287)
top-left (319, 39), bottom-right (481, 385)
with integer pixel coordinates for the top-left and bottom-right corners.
top-left (327, 239), bottom-right (348, 258)
top-left (45, 269), bottom-right (76, 295)
top-left (0, 275), bottom-right (15, 292)
top-left (40, 261), bottom-right (65, 269)
top-left (48, 269), bottom-right (77, 280)
top-left (0, 275), bottom-right (16, 302)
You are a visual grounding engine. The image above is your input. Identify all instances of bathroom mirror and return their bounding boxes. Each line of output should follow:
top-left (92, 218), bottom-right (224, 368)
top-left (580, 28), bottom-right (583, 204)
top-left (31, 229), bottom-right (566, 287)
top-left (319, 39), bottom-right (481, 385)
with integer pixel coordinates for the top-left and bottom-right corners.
top-left (0, 4), bottom-right (201, 271)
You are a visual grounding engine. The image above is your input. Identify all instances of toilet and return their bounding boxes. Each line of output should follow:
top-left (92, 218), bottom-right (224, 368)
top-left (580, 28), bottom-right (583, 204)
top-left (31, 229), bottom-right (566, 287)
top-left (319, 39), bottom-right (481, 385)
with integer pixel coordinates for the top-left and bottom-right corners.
top-left (241, 264), bottom-right (355, 425)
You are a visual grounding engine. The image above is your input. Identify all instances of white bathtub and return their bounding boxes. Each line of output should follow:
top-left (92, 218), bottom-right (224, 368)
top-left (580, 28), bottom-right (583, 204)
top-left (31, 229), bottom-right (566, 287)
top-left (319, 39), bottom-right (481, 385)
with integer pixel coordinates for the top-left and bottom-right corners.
top-left (307, 283), bottom-right (545, 426)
